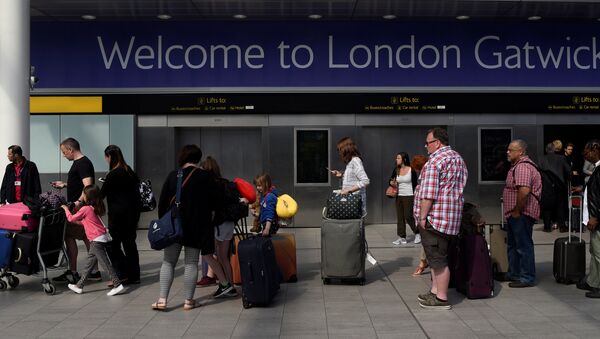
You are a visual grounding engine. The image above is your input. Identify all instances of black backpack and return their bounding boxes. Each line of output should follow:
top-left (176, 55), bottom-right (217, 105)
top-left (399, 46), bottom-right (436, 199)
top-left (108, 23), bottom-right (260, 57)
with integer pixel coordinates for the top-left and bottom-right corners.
top-left (514, 161), bottom-right (561, 210)
top-left (220, 179), bottom-right (249, 222)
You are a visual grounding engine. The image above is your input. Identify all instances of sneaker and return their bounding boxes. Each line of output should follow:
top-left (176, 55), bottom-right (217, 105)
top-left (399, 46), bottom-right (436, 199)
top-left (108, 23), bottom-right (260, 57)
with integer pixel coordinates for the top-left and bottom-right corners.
top-left (392, 237), bottom-right (407, 245)
top-left (107, 284), bottom-right (127, 296)
top-left (53, 270), bottom-right (74, 283)
top-left (226, 287), bottom-right (238, 297)
top-left (68, 283), bottom-right (83, 294)
top-left (213, 283), bottom-right (234, 298)
top-left (88, 271), bottom-right (102, 281)
top-left (419, 296), bottom-right (451, 310)
top-left (417, 291), bottom-right (436, 303)
top-left (414, 234), bottom-right (421, 244)
top-left (196, 276), bottom-right (217, 287)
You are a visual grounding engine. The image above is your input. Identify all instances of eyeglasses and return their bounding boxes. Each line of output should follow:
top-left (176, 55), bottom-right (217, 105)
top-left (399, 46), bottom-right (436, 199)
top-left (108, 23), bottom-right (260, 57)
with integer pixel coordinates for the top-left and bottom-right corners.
top-left (424, 139), bottom-right (439, 146)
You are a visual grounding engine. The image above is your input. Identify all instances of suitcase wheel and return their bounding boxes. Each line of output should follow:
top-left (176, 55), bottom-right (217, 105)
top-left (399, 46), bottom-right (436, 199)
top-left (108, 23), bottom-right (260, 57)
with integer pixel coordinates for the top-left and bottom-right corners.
top-left (0, 280), bottom-right (6, 290)
top-left (242, 300), bottom-right (251, 309)
top-left (322, 278), bottom-right (330, 285)
top-left (7, 275), bottom-right (19, 288)
top-left (43, 282), bottom-right (56, 295)
top-left (359, 278), bottom-right (365, 286)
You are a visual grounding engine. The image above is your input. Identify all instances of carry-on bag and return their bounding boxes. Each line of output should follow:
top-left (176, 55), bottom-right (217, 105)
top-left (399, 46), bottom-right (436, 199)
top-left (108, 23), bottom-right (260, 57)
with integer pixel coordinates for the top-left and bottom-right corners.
top-left (238, 235), bottom-right (280, 308)
top-left (454, 233), bottom-right (494, 299)
top-left (553, 195), bottom-right (586, 284)
top-left (0, 203), bottom-right (39, 232)
top-left (324, 192), bottom-right (362, 220)
top-left (272, 233), bottom-right (298, 283)
top-left (487, 223), bottom-right (509, 280)
top-left (10, 232), bottom-right (39, 275)
top-left (0, 229), bottom-right (14, 268)
top-left (321, 218), bottom-right (365, 285)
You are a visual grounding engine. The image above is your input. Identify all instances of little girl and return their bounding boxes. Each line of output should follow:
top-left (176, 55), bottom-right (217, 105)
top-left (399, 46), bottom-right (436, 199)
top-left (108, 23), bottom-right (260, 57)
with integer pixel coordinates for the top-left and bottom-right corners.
top-left (61, 185), bottom-right (126, 296)
top-left (255, 173), bottom-right (279, 236)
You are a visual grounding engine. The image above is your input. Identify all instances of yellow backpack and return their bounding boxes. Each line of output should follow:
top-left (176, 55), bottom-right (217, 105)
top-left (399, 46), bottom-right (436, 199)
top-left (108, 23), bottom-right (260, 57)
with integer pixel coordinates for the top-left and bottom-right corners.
top-left (276, 194), bottom-right (298, 219)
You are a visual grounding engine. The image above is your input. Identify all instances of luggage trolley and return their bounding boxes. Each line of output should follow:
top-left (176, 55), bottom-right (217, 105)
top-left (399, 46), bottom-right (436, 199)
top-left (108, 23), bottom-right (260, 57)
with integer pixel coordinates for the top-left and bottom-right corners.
top-left (0, 208), bottom-right (70, 294)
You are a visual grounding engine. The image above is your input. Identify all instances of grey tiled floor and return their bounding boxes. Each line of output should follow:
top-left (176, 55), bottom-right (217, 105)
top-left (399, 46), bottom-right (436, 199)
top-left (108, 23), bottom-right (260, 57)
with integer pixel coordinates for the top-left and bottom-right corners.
top-left (1, 224), bottom-right (599, 338)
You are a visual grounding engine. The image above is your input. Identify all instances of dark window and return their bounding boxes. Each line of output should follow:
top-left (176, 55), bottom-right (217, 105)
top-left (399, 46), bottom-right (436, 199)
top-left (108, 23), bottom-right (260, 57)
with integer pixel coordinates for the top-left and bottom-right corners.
top-left (296, 129), bottom-right (329, 185)
top-left (479, 128), bottom-right (512, 182)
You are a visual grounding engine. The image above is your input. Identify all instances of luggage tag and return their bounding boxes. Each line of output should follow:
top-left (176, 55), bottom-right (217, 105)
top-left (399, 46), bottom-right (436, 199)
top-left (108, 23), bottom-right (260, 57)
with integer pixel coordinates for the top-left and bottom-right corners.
top-left (366, 252), bottom-right (377, 265)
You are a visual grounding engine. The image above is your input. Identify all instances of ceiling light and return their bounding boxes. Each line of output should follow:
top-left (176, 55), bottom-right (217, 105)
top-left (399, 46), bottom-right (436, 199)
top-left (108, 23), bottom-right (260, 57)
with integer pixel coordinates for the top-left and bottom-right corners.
top-left (233, 14), bottom-right (247, 19)
top-left (81, 14), bottom-right (96, 20)
top-left (308, 14), bottom-right (322, 19)
top-left (456, 15), bottom-right (470, 20)
top-left (528, 15), bottom-right (542, 21)
top-left (382, 14), bottom-right (396, 20)
top-left (157, 14), bottom-right (172, 20)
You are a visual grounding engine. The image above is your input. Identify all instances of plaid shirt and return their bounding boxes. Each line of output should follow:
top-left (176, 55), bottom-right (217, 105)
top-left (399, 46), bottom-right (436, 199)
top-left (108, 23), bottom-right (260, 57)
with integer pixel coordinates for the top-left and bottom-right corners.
top-left (502, 156), bottom-right (542, 221)
top-left (413, 146), bottom-right (468, 235)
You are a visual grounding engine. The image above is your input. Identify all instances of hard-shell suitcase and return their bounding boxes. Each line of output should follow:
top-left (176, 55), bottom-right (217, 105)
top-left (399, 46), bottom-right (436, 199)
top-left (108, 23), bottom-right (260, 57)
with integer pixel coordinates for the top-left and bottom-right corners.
top-left (238, 236), bottom-right (280, 308)
top-left (487, 224), bottom-right (509, 279)
top-left (230, 234), bottom-right (244, 285)
top-left (10, 232), bottom-right (39, 275)
top-left (0, 203), bottom-right (39, 232)
top-left (272, 233), bottom-right (298, 283)
top-left (553, 196), bottom-right (586, 284)
top-left (455, 233), bottom-right (494, 299)
top-left (0, 229), bottom-right (14, 268)
top-left (321, 218), bottom-right (365, 285)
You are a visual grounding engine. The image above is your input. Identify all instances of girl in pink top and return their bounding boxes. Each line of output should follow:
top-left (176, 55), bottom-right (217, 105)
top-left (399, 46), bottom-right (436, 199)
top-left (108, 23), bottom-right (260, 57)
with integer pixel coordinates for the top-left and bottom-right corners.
top-left (61, 185), bottom-right (126, 296)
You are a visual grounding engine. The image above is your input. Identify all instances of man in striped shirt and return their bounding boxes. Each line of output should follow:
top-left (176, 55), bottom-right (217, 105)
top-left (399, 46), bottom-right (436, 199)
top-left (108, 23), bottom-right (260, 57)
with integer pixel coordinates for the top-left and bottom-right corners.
top-left (414, 128), bottom-right (468, 310)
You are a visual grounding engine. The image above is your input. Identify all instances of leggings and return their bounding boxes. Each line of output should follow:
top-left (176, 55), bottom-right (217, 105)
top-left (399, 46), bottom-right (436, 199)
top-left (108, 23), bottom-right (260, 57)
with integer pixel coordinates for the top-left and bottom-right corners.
top-left (159, 243), bottom-right (200, 301)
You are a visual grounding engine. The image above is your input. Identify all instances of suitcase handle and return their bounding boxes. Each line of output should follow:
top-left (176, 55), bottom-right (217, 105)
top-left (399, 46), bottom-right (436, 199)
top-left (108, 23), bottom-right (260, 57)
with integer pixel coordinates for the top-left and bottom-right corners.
top-left (14, 248), bottom-right (22, 263)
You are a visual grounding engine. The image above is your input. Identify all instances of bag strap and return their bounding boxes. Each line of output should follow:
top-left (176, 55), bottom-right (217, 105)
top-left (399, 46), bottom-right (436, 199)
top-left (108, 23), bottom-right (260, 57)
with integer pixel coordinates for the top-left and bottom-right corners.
top-left (510, 160), bottom-right (540, 201)
top-left (170, 167), bottom-right (197, 206)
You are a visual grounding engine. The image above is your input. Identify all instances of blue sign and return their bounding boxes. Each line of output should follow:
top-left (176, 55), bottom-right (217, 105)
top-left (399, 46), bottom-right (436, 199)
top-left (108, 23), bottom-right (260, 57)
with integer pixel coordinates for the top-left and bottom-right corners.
top-left (31, 21), bottom-right (600, 88)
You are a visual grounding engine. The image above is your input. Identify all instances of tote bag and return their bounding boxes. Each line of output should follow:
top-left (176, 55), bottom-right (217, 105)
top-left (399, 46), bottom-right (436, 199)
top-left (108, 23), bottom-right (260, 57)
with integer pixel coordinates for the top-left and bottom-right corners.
top-left (325, 192), bottom-right (362, 220)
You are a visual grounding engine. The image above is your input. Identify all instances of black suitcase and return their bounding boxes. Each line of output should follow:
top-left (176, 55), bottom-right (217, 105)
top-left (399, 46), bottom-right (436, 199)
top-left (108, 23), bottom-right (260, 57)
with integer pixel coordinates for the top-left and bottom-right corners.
top-left (10, 232), bottom-right (40, 275)
top-left (238, 236), bottom-right (280, 308)
top-left (553, 195), bottom-right (586, 284)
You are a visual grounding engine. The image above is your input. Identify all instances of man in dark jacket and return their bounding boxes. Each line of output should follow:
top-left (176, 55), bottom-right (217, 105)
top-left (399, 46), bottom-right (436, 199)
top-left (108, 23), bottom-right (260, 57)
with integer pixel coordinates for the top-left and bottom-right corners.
top-left (0, 145), bottom-right (41, 205)
top-left (576, 140), bottom-right (600, 298)
top-left (538, 142), bottom-right (571, 232)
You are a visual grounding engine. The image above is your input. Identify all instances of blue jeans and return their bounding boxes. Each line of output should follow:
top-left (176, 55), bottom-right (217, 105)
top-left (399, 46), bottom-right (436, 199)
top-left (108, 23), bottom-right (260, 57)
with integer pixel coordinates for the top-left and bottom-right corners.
top-left (507, 215), bottom-right (536, 285)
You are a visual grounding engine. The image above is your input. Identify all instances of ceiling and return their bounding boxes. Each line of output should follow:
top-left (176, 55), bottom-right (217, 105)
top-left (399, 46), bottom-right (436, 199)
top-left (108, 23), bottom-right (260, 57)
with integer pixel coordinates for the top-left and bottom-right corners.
top-left (30, 0), bottom-right (600, 22)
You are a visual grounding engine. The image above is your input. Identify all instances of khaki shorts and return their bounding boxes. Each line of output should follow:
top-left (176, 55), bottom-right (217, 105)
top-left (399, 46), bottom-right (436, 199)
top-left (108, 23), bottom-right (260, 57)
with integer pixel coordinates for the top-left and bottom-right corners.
top-left (421, 221), bottom-right (454, 270)
top-left (65, 222), bottom-right (86, 240)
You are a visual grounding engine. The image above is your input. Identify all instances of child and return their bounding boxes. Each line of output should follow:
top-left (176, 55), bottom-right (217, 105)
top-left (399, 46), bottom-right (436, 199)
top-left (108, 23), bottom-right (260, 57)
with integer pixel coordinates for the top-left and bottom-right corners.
top-left (61, 185), bottom-right (126, 296)
top-left (255, 173), bottom-right (279, 236)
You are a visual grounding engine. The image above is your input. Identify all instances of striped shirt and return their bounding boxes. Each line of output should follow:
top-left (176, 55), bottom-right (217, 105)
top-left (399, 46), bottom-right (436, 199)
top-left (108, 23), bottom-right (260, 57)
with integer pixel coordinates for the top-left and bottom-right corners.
top-left (413, 146), bottom-right (468, 235)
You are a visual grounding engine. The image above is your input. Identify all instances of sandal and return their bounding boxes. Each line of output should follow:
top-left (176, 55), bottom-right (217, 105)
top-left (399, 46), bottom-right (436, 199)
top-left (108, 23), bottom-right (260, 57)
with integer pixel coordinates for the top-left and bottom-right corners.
top-left (183, 299), bottom-right (200, 311)
top-left (412, 261), bottom-right (429, 276)
top-left (151, 299), bottom-right (167, 311)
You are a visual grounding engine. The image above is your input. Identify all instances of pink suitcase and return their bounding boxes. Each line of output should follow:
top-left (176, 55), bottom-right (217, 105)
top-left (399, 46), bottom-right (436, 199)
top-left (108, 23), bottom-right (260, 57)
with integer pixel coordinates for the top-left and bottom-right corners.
top-left (0, 203), bottom-right (39, 232)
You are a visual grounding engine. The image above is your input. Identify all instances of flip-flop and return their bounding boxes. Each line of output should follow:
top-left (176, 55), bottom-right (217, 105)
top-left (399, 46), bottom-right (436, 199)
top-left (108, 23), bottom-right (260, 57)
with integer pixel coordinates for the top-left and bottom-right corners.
top-left (183, 299), bottom-right (200, 311)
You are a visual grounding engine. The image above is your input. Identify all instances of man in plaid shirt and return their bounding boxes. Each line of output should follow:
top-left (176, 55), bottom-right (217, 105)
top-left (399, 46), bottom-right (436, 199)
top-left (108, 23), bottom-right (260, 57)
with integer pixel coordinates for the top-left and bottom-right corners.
top-left (502, 139), bottom-right (541, 288)
top-left (414, 128), bottom-right (468, 310)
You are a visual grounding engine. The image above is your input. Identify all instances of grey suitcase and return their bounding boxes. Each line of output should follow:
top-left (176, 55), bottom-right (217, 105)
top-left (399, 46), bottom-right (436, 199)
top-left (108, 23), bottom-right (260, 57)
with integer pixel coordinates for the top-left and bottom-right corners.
top-left (321, 218), bottom-right (365, 285)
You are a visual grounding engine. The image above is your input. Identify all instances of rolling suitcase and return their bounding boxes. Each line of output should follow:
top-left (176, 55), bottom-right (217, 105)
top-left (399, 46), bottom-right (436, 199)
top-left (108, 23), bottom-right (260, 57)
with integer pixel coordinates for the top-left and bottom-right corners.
top-left (238, 236), bottom-right (280, 308)
top-left (272, 233), bottom-right (298, 283)
top-left (487, 224), bottom-right (509, 280)
top-left (455, 233), bottom-right (494, 299)
top-left (0, 229), bottom-right (14, 268)
top-left (321, 218), bottom-right (365, 285)
top-left (10, 232), bottom-right (40, 275)
top-left (0, 203), bottom-right (39, 232)
top-left (553, 195), bottom-right (586, 284)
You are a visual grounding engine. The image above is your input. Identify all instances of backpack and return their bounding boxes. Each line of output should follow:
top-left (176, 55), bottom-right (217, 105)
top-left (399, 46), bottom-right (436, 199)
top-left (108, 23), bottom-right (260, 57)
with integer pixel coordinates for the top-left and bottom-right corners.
top-left (220, 180), bottom-right (249, 222)
top-left (39, 190), bottom-right (67, 209)
top-left (514, 161), bottom-right (561, 210)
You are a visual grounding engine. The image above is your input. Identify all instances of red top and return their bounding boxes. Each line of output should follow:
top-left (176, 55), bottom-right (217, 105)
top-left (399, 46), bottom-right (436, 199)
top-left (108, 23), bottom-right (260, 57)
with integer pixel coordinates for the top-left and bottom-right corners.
top-left (64, 205), bottom-right (107, 241)
top-left (14, 162), bottom-right (22, 202)
top-left (502, 156), bottom-right (542, 221)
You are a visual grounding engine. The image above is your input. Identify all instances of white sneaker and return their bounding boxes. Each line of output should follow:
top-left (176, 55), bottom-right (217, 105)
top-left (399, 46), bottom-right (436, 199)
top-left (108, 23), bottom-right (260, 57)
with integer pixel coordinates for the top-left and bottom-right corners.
top-left (414, 234), bottom-right (422, 244)
top-left (68, 283), bottom-right (83, 294)
top-left (392, 237), bottom-right (407, 245)
top-left (107, 284), bottom-right (126, 296)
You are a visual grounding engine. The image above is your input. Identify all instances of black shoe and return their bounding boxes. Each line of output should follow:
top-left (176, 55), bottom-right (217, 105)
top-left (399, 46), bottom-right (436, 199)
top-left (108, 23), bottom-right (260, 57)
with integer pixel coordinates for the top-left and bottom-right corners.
top-left (52, 270), bottom-right (74, 283)
top-left (496, 273), bottom-right (519, 282)
top-left (213, 283), bottom-right (235, 298)
top-left (577, 280), bottom-right (594, 291)
top-left (559, 227), bottom-right (568, 233)
top-left (542, 228), bottom-right (552, 233)
top-left (585, 288), bottom-right (600, 298)
top-left (88, 271), bottom-right (102, 281)
top-left (508, 281), bottom-right (534, 288)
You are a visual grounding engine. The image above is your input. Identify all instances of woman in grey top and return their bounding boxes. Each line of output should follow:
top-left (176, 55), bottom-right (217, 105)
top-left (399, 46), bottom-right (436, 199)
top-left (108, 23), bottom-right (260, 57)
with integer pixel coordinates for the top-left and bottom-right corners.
top-left (330, 137), bottom-right (370, 216)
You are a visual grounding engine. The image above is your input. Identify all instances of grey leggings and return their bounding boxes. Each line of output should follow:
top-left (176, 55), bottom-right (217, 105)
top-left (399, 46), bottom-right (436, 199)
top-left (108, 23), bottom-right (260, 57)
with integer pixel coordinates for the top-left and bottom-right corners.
top-left (159, 243), bottom-right (200, 300)
top-left (78, 241), bottom-right (119, 288)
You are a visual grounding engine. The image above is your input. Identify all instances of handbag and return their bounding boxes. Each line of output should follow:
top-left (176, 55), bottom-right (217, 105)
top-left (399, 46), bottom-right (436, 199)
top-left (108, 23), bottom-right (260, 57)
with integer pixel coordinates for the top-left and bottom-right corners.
top-left (147, 168), bottom-right (195, 250)
top-left (99, 218), bottom-right (113, 243)
top-left (324, 192), bottom-right (362, 220)
top-left (139, 179), bottom-right (157, 212)
top-left (385, 184), bottom-right (398, 198)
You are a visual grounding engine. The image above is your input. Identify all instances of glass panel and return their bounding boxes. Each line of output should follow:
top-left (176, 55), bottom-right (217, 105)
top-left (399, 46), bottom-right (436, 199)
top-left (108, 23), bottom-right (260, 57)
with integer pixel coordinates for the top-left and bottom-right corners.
top-left (295, 129), bottom-right (329, 185)
top-left (30, 115), bottom-right (60, 173)
top-left (60, 115), bottom-right (110, 173)
top-left (109, 115), bottom-right (135, 169)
